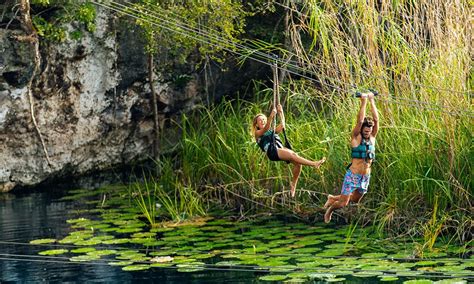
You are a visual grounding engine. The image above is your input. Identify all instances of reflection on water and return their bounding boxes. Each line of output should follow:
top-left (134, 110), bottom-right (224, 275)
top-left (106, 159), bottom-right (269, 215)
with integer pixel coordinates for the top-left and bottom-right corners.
top-left (0, 191), bottom-right (257, 283)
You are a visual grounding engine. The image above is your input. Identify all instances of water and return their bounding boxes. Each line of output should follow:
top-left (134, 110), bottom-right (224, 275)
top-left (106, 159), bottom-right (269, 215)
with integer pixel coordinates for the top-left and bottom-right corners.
top-left (0, 190), bottom-right (258, 283)
top-left (1, 189), bottom-right (471, 283)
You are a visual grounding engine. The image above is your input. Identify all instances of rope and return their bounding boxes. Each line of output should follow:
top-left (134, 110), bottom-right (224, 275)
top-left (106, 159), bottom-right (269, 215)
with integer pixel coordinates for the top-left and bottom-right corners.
top-left (0, 240), bottom-right (469, 262)
top-left (90, 1), bottom-right (474, 118)
top-left (0, 252), bottom-right (471, 279)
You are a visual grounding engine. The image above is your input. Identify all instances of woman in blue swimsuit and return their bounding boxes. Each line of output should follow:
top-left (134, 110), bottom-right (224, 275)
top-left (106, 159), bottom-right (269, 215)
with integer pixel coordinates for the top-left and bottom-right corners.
top-left (252, 103), bottom-right (326, 197)
top-left (323, 91), bottom-right (379, 223)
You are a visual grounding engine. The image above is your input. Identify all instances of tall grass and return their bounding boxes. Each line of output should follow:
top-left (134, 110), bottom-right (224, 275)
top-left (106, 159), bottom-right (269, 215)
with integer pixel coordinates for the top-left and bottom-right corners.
top-left (176, 77), bottom-right (471, 244)
top-left (133, 0), bottom-right (471, 245)
top-left (129, 159), bottom-right (206, 225)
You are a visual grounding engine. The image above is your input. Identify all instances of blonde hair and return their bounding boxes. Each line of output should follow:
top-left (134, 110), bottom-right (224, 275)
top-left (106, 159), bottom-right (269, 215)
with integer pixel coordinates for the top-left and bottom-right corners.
top-left (251, 113), bottom-right (266, 135)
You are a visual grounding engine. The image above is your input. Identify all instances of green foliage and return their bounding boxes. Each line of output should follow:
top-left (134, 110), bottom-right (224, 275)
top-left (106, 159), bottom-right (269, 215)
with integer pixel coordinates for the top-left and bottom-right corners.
top-left (130, 176), bottom-right (159, 226)
top-left (32, 16), bottom-right (67, 42)
top-left (130, 159), bottom-right (206, 224)
top-left (174, 77), bottom-right (471, 243)
top-left (130, 0), bottom-right (248, 63)
top-left (30, 1), bottom-right (97, 41)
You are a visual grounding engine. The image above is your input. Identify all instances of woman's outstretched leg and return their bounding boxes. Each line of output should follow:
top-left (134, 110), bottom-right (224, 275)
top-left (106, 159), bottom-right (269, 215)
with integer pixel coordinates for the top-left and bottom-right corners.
top-left (290, 163), bottom-right (302, 197)
top-left (277, 148), bottom-right (326, 168)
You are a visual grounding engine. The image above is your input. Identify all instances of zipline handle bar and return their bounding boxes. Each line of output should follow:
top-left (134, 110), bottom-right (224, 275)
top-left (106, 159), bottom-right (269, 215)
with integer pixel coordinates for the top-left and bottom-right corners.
top-left (354, 88), bottom-right (379, 98)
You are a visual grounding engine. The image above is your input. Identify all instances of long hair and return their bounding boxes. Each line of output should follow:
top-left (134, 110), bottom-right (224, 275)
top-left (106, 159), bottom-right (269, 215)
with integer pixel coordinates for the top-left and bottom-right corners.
top-left (252, 113), bottom-right (266, 136)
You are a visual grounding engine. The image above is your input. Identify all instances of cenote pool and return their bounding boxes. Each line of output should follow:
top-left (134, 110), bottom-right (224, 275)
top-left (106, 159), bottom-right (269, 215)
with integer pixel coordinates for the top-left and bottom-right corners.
top-left (0, 186), bottom-right (471, 283)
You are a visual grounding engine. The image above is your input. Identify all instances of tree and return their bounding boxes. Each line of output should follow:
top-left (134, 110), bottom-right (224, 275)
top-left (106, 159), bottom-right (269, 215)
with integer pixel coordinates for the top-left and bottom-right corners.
top-left (127, 0), bottom-right (248, 160)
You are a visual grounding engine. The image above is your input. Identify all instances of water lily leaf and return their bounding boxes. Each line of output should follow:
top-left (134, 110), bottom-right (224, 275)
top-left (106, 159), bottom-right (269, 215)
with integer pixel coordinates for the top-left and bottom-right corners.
top-left (283, 278), bottom-right (306, 283)
top-left (122, 264), bottom-right (150, 271)
top-left (102, 238), bottom-right (130, 245)
top-left (38, 249), bottom-right (68, 255)
top-left (415, 260), bottom-right (439, 266)
top-left (66, 218), bottom-right (91, 224)
top-left (387, 252), bottom-right (414, 259)
top-left (150, 250), bottom-right (177, 256)
top-left (396, 271), bottom-right (423, 277)
top-left (268, 265), bottom-right (297, 273)
top-left (259, 275), bottom-right (288, 281)
top-left (115, 227), bottom-right (142, 234)
top-left (150, 262), bottom-right (174, 267)
top-left (433, 279), bottom-right (467, 284)
top-left (108, 261), bottom-right (133, 266)
top-left (30, 238), bottom-right (57, 244)
top-left (361, 252), bottom-right (388, 258)
top-left (215, 261), bottom-right (242, 266)
top-left (74, 239), bottom-right (102, 246)
top-left (172, 258), bottom-right (197, 264)
top-left (71, 247), bottom-right (96, 253)
top-left (292, 246), bottom-right (322, 253)
top-left (193, 253), bottom-right (215, 259)
top-left (176, 262), bottom-right (205, 272)
top-left (316, 249), bottom-right (345, 257)
top-left (378, 276), bottom-right (399, 281)
top-left (422, 251), bottom-right (447, 258)
top-left (353, 271), bottom-right (383, 277)
top-left (131, 232), bottom-right (157, 238)
top-left (70, 254), bottom-right (100, 262)
top-left (402, 280), bottom-right (434, 284)
top-left (87, 250), bottom-right (117, 257)
top-left (326, 278), bottom-right (346, 282)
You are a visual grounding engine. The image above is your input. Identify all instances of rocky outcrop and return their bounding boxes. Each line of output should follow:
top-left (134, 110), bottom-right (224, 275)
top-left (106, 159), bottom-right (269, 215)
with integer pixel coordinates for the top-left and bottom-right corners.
top-left (0, 9), bottom-right (201, 192)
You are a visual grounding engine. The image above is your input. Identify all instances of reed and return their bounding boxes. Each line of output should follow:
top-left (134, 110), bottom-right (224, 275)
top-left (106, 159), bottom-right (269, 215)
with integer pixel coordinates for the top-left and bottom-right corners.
top-left (177, 81), bottom-right (471, 243)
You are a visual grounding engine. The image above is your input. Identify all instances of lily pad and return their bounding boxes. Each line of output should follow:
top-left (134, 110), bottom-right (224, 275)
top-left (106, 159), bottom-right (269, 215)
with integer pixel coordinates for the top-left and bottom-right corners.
top-left (353, 271), bottom-right (384, 277)
top-left (71, 247), bottom-right (96, 254)
top-left (122, 264), bottom-right (150, 271)
top-left (379, 276), bottom-right (399, 281)
top-left (326, 278), bottom-right (346, 282)
top-left (38, 249), bottom-right (68, 255)
top-left (402, 280), bottom-right (433, 284)
top-left (108, 261), bottom-right (133, 266)
top-left (259, 275), bottom-right (288, 281)
top-left (30, 238), bottom-right (56, 245)
top-left (361, 252), bottom-right (388, 258)
top-left (70, 254), bottom-right (101, 262)
top-left (102, 238), bottom-right (130, 245)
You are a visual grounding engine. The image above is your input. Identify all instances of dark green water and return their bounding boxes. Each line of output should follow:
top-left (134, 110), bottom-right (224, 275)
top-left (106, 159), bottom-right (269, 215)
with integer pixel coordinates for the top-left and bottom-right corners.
top-left (0, 188), bottom-right (471, 283)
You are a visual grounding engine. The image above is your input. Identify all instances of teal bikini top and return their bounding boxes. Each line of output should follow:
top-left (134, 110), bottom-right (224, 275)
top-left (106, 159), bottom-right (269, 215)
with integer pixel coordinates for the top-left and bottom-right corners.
top-left (351, 138), bottom-right (375, 160)
top-left (256, 130), bottom-right (281, 152)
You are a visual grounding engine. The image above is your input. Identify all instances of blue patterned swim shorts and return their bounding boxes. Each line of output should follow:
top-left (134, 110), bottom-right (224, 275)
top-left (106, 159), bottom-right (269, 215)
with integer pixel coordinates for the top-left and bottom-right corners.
top-left (341, 169), bottom-right (370, 195)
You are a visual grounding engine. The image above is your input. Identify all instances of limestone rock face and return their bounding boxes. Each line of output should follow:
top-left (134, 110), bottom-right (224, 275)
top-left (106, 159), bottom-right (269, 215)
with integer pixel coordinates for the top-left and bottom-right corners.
top-left (0, 10), bottom-right (200, 191)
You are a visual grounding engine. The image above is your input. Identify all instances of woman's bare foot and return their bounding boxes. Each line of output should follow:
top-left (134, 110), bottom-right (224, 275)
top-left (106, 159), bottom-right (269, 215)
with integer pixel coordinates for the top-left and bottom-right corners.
top-left (324, 208), bottom-right (332, 223)
top-left (323, 194), bottom-right (335, 209)
top-left (290, 183), bottom-right (296, 198)
top-left (314, 157), bottom-right (326, 169)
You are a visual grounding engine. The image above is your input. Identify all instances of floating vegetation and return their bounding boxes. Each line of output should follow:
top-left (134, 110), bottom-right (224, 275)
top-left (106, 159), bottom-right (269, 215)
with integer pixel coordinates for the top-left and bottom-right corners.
top-left (28, 184), bottom-right (473, 283)
top-left (122, 264), bottom-right (150, 271)
top-left (259, 274), bottom-right (288, 281)
top-left (30, 238), bottom-right (57, 244)
top-left (38, 249), bottom-right (69, 255)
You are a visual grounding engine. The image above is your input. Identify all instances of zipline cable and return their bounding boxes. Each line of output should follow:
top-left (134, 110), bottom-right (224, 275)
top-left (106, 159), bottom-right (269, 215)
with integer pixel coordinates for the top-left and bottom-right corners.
top-left (272, 0), bottom-right (472, 96)
top-left (0, 240), bottom-right (470, 262)
top-left (0, 253), bottom-right (471, 279)
top-left (91, 1), bottom-right (474, 118)
top-left (123, 0), bottom-right (473, 100)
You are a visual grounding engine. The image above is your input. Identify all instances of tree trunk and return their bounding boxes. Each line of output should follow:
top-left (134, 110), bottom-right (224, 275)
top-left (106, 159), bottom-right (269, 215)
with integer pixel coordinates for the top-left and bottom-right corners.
top-left (148, 54), bottom-right (160, 162)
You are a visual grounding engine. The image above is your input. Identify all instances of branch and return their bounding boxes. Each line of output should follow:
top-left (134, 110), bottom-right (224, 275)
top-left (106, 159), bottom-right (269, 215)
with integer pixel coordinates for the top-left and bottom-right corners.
top-left (19, 0), bottom-right (52, 168)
